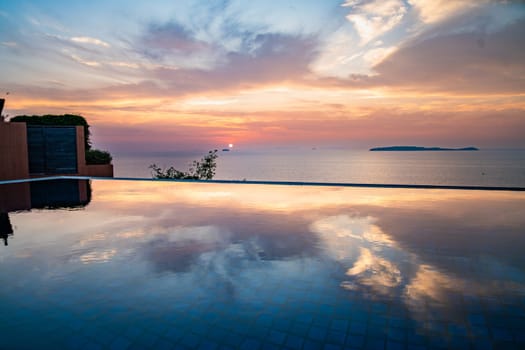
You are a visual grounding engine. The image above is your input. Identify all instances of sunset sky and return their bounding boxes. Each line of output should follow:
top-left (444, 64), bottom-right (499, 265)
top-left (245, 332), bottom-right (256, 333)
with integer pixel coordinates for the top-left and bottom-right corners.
top-left (1, 0), bottom-right (524, 153)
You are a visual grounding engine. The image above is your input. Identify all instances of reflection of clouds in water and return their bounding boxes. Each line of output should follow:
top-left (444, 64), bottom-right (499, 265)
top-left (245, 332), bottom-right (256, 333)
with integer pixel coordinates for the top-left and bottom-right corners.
top-left (311, 212), bottom-right (525, 325)
top-left (343, 247), bottom-right (402, 296)
top-left (312, 215), bottom-right (394, 246)
top-left (311, 215), bottom-right (374, 239)
top-left (76, 232), bottom-right (107, 246)
top-left (34, 182), bottom-right (525, 325)
top-left (312, 215), bottom-right (403, 296)
top-left (311, 215), bottom-right (394, 262)
top-left (79, 249), bottom-right (117, 264)
top-left (142, 225), bottom-right (229, 273)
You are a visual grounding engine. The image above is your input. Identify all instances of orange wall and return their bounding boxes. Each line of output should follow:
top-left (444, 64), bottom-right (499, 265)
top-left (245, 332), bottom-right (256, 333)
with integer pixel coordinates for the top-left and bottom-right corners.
top-left (0, 122), bottom-right (30, 181)
top-left (85, 164), bottom-right (114, 177)
top-left (76, 125), bottom-right (87, 175)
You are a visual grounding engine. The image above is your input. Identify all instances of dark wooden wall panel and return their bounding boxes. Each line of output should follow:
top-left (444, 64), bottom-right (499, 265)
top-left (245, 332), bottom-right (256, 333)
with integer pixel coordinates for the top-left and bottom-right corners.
top-left (27, 126), bottom-right (78, 174)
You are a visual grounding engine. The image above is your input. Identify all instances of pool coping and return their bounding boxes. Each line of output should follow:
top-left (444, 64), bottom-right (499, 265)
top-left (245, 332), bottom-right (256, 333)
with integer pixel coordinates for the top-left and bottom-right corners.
top-left (0, 175), bottom-right (524, 191)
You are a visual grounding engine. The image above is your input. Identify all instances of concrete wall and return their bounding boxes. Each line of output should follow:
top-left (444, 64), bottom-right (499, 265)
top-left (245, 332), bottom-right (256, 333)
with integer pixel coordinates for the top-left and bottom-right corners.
top-left (0, 122), bottom-right (30, 180)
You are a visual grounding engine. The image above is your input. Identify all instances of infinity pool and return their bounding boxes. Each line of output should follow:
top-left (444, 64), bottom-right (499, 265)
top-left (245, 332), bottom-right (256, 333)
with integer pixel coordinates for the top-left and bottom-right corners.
top-left (1, 179), bottom-right (524, 350)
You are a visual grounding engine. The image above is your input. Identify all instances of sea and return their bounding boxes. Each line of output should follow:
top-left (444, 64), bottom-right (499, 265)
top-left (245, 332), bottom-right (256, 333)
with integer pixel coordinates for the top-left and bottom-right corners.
top-left (112, 148), bottom-right (525, 188)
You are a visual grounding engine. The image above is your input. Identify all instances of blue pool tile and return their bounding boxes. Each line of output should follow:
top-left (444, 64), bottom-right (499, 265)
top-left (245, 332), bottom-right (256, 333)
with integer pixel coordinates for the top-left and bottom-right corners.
top-left (491, 342), bottom-right (517, 350)
top-left (222, 333), bottom-right (243, 348)
top-left (407, 345), bottom-right (427, 350)
top-left (324, 344), bottom-right (343, 350)
top-left (164, 327), bottom-right (185, 341)
top-left (386, 341), bottom-right (404, 350)
top-left (515, 331), bottom-right (525, 343)
top-left (65, 334), bottom-right (91, 349)
top-left (207, 327), bottom-right (227, 342)
top-left (425, 321), bottom-right (446, 335)
top-left (352, 310), bottom-right (369, 322)
top-left (308, 325), bottom-right (328, 341)
top-left (319, 304), bottom-right (336, 315)
top-left (146, 322), bottom-right (170, 335)
top-left (388, 326), bottom-right (406, 340)
top-left (427, 335), bottom-right (448, 349)
top-left (447, 324), bottom-right (468, 337)
top-left (81, 342), bottom-right (104, 350)
top-left (218, 346), bottom-right (235, 350)
top-left (257, 314), bottom-right (274, 327)
top-left (346, 334), bottom-right (365, 348)
top-left (365, 337), bottom-right (385, 350)
top-left (290, 322), bottom-right (310, 336)
top-left (109, 336), bottom-right (132, 350)
top-left (123, 326), bottom-right (143, 340)
top-left (371, 303), bottom-right (389, 314)
top-left (296, 314), bottom-right (314, 325)
top-left (180, 332), bottom-right (201, 348)
top-left (471, 326), bottom-right (490, 338)
top-left (350, 322), bottom-right (368, 335)
top-left (448, 335), bottom-right (471, 349)
top-left (472, 342), bottom-right (493, 350)
top-left (155, 339), bottom-right (176, 350)
top-left (326, 330), bottom-right (347, 345)
top-left (285, 334), bottom-right (305, 349)
top-left (368, 325), bottom-right (387, 338)
top-left (388, 317), bottom-right (408, 329)
top-left (389, 307), bottom-right (408, 319)
top-left (491, 328), bottom-right (513, 341)
top-left (260, 343), bottom-right (280, 350)
top-left (83, 327), bottom-right (116, 346)
top-left (468, 314), bottom-right (486, 326)
top-left (252, 326), bottom-right (270, 339)
top-left (268, 329), bottom-right (286, 345)
top-left (331, 319), bottom-right (349, 332)
top-left (313, 316), bottom-right (332, 328)
top-left (192, 322), bottom-right (210, 336)
top-left (240, 338), bottom-right (261, 350)
top-left (198, 340), bottom-right (219, 350)
top-left (135, 331), bottom-right (159, 347)
top-left (273, 318), bottom-right (292, 331)
top-left (406, 331), bottom-right (426, 345)
top-left (303, 339), bottom-right (323, 350)
top-left (233, 323), bottom-right (251, 335)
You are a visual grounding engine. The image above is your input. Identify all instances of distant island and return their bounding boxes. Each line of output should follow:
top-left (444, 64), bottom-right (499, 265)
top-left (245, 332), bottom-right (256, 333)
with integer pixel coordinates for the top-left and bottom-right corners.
top-left (370, 146), bottom-right (479, 151)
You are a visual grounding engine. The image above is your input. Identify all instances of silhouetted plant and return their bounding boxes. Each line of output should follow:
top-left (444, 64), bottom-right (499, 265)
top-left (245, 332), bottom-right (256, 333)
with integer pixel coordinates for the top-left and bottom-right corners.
top-left (86, 149), bottom-right (112, 165)
top-left (149, 150), bottom-right (218, 180)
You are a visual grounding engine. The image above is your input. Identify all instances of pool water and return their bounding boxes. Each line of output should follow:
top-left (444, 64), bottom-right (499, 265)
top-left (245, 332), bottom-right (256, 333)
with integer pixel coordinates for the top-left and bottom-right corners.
top-left (1, 179), bottom-right (524, 350)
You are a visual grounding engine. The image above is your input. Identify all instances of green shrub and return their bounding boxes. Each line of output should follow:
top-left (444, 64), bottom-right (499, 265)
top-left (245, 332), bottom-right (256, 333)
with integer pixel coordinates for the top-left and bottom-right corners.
top-left (150, 150), bottom-right (218, 180)
top-left (86, 149), bottom-right (112, 165)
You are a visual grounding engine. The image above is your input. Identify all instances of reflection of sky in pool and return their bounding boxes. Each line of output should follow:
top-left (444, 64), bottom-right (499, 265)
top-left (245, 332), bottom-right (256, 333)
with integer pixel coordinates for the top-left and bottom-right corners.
top-left (1, 179), bottom-right (524, 349)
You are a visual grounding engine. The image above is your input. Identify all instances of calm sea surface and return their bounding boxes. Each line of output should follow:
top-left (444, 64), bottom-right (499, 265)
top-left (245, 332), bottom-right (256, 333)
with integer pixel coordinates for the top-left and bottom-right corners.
top-left (113, 149), bottom-right (525, 187)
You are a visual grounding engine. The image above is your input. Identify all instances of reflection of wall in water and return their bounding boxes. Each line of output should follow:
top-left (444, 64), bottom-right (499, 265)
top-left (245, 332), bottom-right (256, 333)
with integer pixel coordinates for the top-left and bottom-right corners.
top-left (0, 213), bottom-right (13, 246)
top-left (0, 180), bottom-right (91, 245)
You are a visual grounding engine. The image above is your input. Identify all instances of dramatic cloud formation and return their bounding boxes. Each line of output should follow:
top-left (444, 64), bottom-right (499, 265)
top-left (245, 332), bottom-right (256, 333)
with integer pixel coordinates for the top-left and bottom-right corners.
top-left (343, 0), bottom-right (407, 44)
top-left (0, 0), bottom-right (524, 152)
